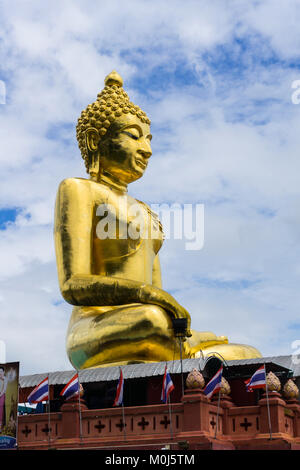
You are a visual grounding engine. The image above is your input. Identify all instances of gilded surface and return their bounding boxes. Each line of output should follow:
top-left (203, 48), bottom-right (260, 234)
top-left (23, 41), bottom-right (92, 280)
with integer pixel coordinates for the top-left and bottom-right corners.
top-left (54, 71), bottom-right (262, 369)
top-left (186, 368), bottom-right (205, 389)
top-left (266, 371), bottom-right (281, 392)
top-left (283, 379), bottom-right (299, 399)
top-left (220, 377), bottom-right (231, 396)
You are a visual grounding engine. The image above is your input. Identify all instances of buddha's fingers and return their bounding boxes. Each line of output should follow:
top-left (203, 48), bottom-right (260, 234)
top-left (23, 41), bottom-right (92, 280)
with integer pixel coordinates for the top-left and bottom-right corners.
top-left (171, 307), bottom-right (192, 338)
top-left (138, 283), bottom-right (192, 336)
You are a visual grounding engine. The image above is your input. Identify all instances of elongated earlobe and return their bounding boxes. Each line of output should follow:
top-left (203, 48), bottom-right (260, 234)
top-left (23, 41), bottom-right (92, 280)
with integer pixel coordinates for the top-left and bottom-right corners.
top-left (88, 152), bottom-right (100, 181)
top-left (86, 128), bottom-right (101, 181)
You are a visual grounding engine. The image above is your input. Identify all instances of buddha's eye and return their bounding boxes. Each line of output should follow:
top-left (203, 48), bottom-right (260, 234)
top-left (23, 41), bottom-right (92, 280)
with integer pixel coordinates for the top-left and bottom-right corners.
top-left (122, 130), bottom-right (139, 140)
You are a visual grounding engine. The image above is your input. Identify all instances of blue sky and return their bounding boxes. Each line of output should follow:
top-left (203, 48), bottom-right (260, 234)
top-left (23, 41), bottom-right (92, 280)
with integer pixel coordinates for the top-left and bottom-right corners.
top-left (0, 209), bottom-right (18, 229)
top-left (1, 0), bottom-right (300, 374)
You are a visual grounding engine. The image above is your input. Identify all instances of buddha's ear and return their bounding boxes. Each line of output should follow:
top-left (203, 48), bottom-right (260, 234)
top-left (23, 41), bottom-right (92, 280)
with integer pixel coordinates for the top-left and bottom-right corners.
top-left (86, 128), bottom-right (101, 180)
top-left (86, 127), bottom-right (100, 152)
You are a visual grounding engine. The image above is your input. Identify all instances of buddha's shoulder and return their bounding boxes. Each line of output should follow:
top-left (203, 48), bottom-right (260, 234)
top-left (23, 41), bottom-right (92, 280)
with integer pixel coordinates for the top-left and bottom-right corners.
top-left (58, 177), bottom-right (90, 191)
top-left (135, 198), bottom-right (160, 219)
top-left (135, 198), bottom-right (151, 211)
top-left (57, 178), bottom-right (108, 196)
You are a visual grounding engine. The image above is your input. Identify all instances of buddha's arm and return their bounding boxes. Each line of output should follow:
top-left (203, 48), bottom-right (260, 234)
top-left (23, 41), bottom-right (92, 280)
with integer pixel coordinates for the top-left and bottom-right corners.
top-left (54, 178), bottom-right (191, 333)
top-left (152, 255), bottom-right (162, 288)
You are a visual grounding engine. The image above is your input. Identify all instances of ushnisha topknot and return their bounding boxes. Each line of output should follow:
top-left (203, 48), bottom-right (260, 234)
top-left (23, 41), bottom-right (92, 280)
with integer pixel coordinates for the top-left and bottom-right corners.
top-left (76, 70), bottom-right (151, 173)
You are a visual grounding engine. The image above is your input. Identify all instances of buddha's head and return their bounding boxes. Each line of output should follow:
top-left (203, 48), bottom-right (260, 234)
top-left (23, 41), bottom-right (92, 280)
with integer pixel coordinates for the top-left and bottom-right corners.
top-left (76, 71), bottom-right (152, 185)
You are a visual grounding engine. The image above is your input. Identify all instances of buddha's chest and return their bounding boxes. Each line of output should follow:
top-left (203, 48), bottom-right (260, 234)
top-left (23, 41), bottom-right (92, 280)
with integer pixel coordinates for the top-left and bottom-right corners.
top-left (91, 190), bottom-right (163, 271)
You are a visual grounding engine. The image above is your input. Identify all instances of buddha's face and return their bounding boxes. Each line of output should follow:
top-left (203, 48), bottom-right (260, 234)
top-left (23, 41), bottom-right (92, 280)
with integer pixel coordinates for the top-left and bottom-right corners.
top-left (99, 114), bottom-right (152, 184)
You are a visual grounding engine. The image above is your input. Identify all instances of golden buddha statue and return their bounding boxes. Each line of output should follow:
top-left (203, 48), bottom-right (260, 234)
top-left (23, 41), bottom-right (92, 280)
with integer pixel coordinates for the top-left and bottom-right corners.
top-left (54, 71), bottom-right (261, 369)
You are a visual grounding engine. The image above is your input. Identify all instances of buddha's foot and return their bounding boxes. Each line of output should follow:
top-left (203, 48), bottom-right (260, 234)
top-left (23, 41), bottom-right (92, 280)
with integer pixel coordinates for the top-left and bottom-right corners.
top-left (193, 342), bottom-right (262, 361)
top-left (185, 329), bottom-right (262, 361)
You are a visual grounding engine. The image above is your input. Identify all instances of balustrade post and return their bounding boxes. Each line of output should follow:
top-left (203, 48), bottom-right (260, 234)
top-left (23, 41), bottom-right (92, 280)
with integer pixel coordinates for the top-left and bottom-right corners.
top-left (181, 388), bottom-right (210, 434)
top-left (258, 391), bottom-right (286, 435)
top-left (285, 399), bottom-right (300, 437)
top-left (60, 396), bottom-right (87, 439)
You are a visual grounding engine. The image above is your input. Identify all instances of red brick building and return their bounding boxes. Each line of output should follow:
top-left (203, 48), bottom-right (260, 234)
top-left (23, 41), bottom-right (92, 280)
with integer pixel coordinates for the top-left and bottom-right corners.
top-left (17, 356), bottom-right (300, 450)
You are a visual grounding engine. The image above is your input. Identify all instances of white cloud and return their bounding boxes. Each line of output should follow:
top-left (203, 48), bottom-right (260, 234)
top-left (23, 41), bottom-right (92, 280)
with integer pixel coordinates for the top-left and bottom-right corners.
top-left (244, 0), bottom-right (300, 59)
top-left (0, 263), bottom-right (71, 375)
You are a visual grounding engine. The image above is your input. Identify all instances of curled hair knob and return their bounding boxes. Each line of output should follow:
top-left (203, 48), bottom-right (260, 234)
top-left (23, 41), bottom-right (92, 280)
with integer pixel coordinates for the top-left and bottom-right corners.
top-left (104, 70), bottom-right (123, 88)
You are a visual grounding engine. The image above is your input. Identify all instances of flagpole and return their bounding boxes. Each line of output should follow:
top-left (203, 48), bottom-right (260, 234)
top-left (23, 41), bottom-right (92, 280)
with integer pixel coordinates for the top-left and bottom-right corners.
top-left (179, 338), bottom-right (184, 398)
top-left (47, 374), bottom-right (51, 449)
top-left (264, 363), bottom-right (272, 440)
top-left (77, 370), bottom-right (83, 444)
top-left (120, 367), bottom-right (126, 442)
top-left (168, 394), bottom-right (173, 441)
top-left (214, 388), bottom-right (221, 439)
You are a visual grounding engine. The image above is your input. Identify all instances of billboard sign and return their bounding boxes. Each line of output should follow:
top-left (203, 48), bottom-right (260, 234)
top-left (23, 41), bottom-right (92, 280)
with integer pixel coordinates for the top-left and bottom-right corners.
top-left (0, 362), bottom-right (19, 449)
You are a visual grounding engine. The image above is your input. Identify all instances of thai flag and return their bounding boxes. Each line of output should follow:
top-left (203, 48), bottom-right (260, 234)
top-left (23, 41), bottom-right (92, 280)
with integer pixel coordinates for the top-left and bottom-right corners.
top-left (245, 365), bottom-right (266, 392)
top-left (161, 365), bottom-right (175, 404)
top-left (204, 365), bottom-right (223, 399)
top-left (27, 377), bottom-right (49, 404)
top-left (113, 369), bottom-right (124, 406)
top-left (60, 373), bottom-right (80, 401)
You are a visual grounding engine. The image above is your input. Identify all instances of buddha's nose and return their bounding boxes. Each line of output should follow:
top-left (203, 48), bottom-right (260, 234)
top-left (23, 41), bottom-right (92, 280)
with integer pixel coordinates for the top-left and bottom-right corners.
top-left (137, 138), bottom-right (152, 159)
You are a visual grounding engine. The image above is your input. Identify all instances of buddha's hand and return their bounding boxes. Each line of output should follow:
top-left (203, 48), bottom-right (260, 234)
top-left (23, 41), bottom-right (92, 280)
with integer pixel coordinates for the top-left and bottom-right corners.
top-left (138, 284), bottom-right (192, 337)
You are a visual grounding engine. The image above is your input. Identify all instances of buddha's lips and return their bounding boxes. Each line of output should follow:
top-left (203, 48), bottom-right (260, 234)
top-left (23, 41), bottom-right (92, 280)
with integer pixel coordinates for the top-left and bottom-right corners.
top-left (135, 158), bottom-right (147, 170)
